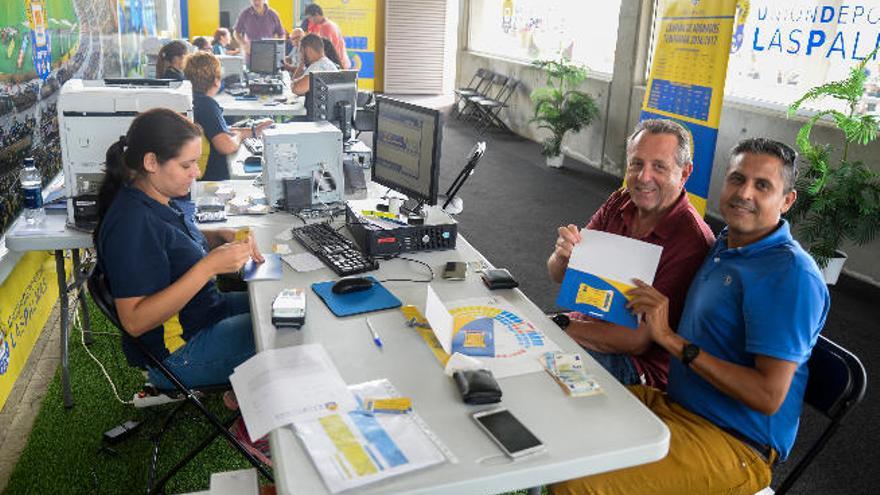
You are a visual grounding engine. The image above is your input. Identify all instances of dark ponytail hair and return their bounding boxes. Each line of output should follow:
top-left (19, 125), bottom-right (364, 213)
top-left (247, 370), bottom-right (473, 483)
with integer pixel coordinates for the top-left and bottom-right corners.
top-left (94, 108), bottom-right (202, 241)
top-left (156, 40), bottom-right (188, 78)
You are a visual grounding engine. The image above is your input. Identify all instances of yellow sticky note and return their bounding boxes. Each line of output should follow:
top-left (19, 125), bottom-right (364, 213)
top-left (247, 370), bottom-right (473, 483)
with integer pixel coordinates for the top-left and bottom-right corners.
top-left (234, 227), bottom-right (250, 242)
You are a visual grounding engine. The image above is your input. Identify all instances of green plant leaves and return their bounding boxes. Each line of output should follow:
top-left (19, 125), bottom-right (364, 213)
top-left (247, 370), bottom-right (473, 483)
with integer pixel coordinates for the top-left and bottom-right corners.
top-left (786, 48), bottom-right (880, 266)
top-left (529, 58), bottom-right (600, 158)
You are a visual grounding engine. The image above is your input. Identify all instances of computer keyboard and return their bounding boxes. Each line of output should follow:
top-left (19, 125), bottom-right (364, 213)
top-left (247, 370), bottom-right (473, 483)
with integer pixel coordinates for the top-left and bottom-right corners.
top-left (291, 222), bottom-right (379, 276)
top-left (243, 137), bottom-right (263, 155)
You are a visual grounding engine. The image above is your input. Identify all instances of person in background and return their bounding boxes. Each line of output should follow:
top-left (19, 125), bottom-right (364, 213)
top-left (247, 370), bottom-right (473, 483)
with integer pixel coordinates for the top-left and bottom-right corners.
top-left (321, 37), bottom-right (343, 69)
top-left (212, 27), bottom-right (238, 55)
top-left (550, 138), bottom-right (829, 494)
top-left (156, 41), bottom-right (188, 81)
top-left (291, 33), bottom-right (339, 95)
top-left (548, 119), bottom-right (714, 390)
top-left (283, 28), bottom-right (305, 73)
top-left (303, 3), bottom-right (351, 69)
top-left (233, 0), bottom-right (285, 57)
top-left (192, 36), bottom-right (211, 52)
top-left (184, 52), bottom-right (272, 181)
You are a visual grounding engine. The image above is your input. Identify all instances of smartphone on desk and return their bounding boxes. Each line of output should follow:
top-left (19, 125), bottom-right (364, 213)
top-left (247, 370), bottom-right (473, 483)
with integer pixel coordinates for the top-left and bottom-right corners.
top-left (472, 407), bottom-right (546, 459)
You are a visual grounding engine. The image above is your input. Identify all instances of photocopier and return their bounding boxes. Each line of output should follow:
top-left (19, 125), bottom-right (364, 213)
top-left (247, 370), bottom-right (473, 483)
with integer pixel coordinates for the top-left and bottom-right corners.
top-left (58, 79), bottom-right (193, 229)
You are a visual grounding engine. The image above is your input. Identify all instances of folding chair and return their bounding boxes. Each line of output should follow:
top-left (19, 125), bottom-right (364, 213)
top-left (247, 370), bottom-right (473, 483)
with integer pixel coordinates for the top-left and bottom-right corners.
top-left (86, 265), bottom-right (274, 494)
top-left (460, 74), bottom-right (509, 122)
top-left (472, 78), bottom-right (519, 134)
top-left (772, 334), bottom-right (867, 494)
top-left (453, 68), bottom-right (494, 118)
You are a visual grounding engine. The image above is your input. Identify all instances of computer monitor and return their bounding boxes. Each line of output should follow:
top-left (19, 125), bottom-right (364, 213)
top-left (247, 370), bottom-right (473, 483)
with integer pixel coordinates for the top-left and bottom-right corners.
top-left (307, 70), bottom-right (358, 141)
top-left (371, 96), bottom-right (443, 207)
top-left (249, 40), bottom-right (278, 75)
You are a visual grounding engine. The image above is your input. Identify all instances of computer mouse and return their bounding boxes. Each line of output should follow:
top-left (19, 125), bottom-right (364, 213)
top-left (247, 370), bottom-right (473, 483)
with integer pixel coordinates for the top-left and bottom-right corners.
top-left (331, 277), bottom-right (374, 294)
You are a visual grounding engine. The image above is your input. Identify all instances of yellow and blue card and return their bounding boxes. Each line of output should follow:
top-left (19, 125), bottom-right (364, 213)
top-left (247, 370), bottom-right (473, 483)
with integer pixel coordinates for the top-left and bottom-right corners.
top-left (556, 230), bottom-right (662, 329)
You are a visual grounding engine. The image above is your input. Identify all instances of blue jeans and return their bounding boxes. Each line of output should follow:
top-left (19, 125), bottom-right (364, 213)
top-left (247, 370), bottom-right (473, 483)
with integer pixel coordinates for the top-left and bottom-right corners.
top-left (586, 348), bottom-right (642, 385)
top-left (148, 291), bottom-right (255, 390)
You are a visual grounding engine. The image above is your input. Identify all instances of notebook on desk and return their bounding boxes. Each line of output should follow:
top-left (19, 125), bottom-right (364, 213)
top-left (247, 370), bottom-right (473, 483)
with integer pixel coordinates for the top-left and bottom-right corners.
top-left (311, 277), bottom-right (402, 317)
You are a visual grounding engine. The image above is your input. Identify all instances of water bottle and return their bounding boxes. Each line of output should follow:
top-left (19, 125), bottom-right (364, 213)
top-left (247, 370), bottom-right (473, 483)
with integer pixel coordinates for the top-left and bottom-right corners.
top-left (20, 157), bottom-right (45, 225)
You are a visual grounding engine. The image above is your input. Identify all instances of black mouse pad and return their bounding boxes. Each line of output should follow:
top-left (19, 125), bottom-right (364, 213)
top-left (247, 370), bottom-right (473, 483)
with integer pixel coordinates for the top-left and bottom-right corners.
top-left (311, 276), bottom-right (402, 317)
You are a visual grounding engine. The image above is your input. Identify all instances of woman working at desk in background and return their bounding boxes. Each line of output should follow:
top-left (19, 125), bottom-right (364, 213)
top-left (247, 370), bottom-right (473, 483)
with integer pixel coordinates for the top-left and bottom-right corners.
top-left (156, 40), bottom-right (188, 81)
top-left (94, 108), bottom-right (264, 391)
top-left (184, 52), bottom-right (273, 181)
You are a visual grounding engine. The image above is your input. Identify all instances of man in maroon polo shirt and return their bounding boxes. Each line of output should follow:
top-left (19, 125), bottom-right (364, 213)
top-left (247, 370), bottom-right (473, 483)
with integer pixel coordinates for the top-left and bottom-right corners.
top-left (233, 0), bottom-right (286, 57)
top-left (547, 119), bottom-right (714, 390)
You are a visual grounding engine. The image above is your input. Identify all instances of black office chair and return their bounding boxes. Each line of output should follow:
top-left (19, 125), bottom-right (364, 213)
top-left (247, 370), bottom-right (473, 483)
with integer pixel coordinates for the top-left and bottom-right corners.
top-left (773, 334), bottom-right (867, 494)
top-left (86, 265), bottom-right (273, 494)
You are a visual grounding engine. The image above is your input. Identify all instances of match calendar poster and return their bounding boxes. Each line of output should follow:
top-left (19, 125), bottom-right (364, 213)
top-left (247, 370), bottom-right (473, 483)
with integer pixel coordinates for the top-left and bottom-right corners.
top-left (640, 0), bottom-right (739, 215)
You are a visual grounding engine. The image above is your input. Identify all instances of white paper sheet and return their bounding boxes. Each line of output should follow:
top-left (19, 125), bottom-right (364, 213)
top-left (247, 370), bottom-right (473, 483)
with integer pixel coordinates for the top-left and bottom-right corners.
top-left (230, 344), bottom-right (357, 441)
top-left (424, 286), bottom-right (454, 354)
top-left (569, 229), bottom-right (663, 286)
top-left (281, 252), bottom-right (325, 272)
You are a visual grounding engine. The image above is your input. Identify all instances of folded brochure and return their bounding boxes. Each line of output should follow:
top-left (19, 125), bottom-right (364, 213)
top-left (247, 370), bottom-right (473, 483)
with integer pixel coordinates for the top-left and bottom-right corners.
top-left (556, 229), bottom-right (662, 329)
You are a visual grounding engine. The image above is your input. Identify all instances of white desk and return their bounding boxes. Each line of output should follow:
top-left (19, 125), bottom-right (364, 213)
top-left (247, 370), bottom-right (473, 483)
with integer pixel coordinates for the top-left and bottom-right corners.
top-left (5, 211), bottom-right (94, 408)
top-left (215, 73), bottom-right (306, 118)
top-left (243, 195), bottom-right (670, 494)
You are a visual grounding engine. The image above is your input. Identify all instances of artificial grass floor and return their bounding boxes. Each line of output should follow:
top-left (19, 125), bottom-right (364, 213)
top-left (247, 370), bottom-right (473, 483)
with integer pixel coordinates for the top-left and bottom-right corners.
top-left (4, 297), bottom-right (547, 495)
top-left (3, 297), bottom-right (250, 495)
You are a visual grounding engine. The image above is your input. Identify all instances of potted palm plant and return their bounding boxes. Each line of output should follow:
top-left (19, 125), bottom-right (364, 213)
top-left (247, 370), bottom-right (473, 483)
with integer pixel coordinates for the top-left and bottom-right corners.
top-left (786, 50), bottom-right (880, 284)
top-left (530, 58), bottom-right (599, 168)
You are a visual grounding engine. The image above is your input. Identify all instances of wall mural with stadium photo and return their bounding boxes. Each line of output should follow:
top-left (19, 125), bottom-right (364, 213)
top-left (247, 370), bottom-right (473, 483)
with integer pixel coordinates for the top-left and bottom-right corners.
top-left (0, 0), bottom-right (163, 236)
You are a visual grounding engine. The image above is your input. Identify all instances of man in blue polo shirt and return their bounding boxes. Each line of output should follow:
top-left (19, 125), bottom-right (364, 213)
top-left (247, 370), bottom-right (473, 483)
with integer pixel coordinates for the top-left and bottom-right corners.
top-left (551, 138), bottom-right (830, 494)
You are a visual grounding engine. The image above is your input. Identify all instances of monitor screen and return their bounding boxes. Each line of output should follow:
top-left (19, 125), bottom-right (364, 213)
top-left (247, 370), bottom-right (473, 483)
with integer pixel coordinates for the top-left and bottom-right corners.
top-left (249, 40), bottom-right (278, 74)
top-left (308, 70), bottom-right (358, 140)
top-left (372, 96), bottom-right (442, 206)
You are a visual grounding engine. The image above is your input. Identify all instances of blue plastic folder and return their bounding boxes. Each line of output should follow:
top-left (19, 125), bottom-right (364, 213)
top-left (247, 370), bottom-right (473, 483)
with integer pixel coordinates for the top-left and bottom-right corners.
top-left (311, 276), bottom-right (402, 317)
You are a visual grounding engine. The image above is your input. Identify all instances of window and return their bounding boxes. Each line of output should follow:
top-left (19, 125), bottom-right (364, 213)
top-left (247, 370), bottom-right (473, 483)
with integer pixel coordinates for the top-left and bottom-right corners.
top-left (467, 0), bottom-right (622, 75)
top-left (648, 0), bottom-right (880, 113)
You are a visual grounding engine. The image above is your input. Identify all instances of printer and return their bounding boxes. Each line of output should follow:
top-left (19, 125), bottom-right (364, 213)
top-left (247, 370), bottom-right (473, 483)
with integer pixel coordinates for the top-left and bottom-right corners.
top-left (261, 121), bottom-right (344, 210)
top-left (58, 79), bottom-right (193, 229)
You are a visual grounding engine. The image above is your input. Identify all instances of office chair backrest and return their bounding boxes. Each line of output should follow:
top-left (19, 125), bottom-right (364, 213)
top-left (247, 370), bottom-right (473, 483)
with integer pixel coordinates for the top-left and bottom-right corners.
top-left (774, 335), bottom-right (867, 494)
top-left (87, 265), bottom-right (123, 330)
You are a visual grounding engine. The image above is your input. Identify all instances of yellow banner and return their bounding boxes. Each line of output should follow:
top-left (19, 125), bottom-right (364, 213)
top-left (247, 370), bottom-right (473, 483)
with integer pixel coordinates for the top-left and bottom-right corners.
top-left (317, 0), bottom-right (378, 90)
top-left (640, 0), bottom-right (738, 215)
top-left (0, 251), bottom-right (61, 411)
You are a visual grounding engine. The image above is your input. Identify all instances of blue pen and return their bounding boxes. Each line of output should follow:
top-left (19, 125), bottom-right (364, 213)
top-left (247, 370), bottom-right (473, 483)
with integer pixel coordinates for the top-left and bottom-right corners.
top-left (365, 318), bottom-right (383, 348)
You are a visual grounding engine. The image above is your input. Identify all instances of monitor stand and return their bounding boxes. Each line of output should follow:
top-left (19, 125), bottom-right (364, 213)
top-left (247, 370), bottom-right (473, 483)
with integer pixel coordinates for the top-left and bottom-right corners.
top-left (402, 198), bottom-right (427, 219)
top-left (438, 195), bottom-right (464, 215)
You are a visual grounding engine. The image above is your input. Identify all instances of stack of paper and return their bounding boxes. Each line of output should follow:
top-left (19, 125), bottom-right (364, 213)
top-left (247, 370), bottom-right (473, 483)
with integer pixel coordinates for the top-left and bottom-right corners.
top-left (541, 352), bottom-right (603, 397)
top-left (229, 344), bottom-right (357, 441)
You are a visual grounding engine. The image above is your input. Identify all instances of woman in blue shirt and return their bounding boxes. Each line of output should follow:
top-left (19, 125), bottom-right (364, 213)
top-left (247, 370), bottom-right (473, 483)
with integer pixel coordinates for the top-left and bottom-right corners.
top-left (184, 51), bottom-right (272, 180)
top-left (94, 108), bottom-right (263, 389)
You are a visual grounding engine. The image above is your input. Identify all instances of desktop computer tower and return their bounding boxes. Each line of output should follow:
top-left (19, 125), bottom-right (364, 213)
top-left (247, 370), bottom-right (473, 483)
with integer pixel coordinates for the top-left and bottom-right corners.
top-left (262, 121), bottom-right (344, 209)
top-left (345, 198), bottom-right (458, 256)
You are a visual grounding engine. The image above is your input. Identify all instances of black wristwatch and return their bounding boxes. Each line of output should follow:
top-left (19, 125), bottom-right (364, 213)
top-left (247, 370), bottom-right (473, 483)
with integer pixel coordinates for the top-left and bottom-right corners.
top-left (551, 313), bottom-right (571, 330)
top-left (681, 343), bottom-right (700, 368)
